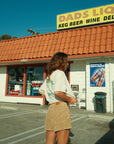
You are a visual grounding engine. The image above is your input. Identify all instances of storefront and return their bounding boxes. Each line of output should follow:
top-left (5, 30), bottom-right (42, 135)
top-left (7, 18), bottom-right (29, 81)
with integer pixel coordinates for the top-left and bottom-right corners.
top-left (0, 4), bottom-right (114, 112)
top-left (0, 65), bottom-right (46, 105)
top-left (7, 66), bottom-right (44, 96)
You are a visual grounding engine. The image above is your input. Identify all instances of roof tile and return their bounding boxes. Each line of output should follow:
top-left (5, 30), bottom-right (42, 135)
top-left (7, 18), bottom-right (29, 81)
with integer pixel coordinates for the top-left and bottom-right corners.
top-left (77, 29), bottom-right (82, 35)
top-left (105, 44), bottom-right (112, 52)
top-left (108, 25), bottom-right (113, 32)
top-left (96, 26), bottom-right (102, 34)
top-left (72, 30), bottom-right (77, 37)
top-left (91, 28), bottom-right (97, 35)
top-left (96, 33), bottom-right (101, 40)
top-left (101, 32), bottom-right (107, 39)
top-left (94, 45), bottom-right (100, 53)
top-left (86, 28), bottom-right (91, 35)
top-left (102, 26), bottom-right (107, 33)
top-left (90, 34), bottom-right (96, 41)
top-left (0, 23), bottom-right (114, 63)
top-left (112, 43), bottom-right (114, 51)
top-left (101, 39), bottom-right (106, 45)
top-left (106, 39), bottom-right (112, 45)
top-left (100, 45), bottom-right (106, 52)
top-left (107, 32), bottom-right (113, 39)
top-left (66, 37), bottom-right (71, 43)
top-left (67, 30), bottom-right (72, 37)
top-left (75, 35), bottom-right (81, 42)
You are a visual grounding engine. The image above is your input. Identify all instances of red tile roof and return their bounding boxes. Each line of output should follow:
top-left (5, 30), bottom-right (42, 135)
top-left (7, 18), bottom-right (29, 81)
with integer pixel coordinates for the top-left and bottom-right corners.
top-left (0, 23), bottom-right (114, 64)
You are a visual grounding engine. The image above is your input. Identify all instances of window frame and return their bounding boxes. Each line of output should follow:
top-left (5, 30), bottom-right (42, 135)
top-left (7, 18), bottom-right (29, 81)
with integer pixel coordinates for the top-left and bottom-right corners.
top-left (5, 63), bottom-right (46, 98)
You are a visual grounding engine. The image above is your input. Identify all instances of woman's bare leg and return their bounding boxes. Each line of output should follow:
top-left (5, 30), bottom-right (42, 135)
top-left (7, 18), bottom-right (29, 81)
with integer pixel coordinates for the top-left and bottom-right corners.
top-left (46, 130), bottom-right (56, 144)
top-left (56, 129), bottom-right (70, 144)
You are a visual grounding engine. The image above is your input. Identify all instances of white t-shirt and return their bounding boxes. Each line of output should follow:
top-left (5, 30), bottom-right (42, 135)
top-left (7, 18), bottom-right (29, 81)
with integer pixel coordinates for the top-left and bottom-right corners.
top-left (39, 70), bottom-right (75, 104)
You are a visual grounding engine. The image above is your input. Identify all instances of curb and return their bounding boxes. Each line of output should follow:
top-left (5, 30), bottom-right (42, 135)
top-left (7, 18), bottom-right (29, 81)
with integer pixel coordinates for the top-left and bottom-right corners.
top-left (87, 114), bottom-right (114, 121)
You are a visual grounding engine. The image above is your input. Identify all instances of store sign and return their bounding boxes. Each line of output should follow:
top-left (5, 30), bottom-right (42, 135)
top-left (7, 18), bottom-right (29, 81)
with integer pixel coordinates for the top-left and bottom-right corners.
top-left (71, 84), bottom-right (79, 91)
top-left (57, 4), bottom-right (114, 30)
top-left (90, 63), bottom-right (105, 87)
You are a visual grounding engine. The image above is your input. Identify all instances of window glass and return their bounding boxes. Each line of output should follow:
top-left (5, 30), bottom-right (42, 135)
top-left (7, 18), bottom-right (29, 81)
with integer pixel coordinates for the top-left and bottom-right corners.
top-left (26, 66), bottom-right (44, 96)
top-left (8, 67), bottom-right (24, 95)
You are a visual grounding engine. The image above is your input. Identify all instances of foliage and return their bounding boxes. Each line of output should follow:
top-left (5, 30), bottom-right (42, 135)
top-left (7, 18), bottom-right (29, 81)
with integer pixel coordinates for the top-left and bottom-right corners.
top-left (0, 34), bottom-right (17, 41)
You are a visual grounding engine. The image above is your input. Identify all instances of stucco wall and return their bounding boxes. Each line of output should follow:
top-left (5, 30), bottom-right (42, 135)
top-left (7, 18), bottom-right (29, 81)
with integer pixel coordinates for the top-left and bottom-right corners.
top-left (70, 60), bottom-right (86, 108)
top-left (110, 59), bottom-right (114, 113)
top-left (86, 59), bottom-right (109, 112)
top-left (70, 57), bottom-right (114, 113)
top-left (0, 57), bottom-right (114, 112)
top-left (0, 67), bottom-right (7, 99)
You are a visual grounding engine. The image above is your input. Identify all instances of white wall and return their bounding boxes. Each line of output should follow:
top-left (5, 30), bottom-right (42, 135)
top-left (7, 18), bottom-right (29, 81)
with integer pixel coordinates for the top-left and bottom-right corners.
top-left (110, 59), bottom-right (114, 113)
top-left (1, 57), bottom-right (114, 111)
top-left (86, 60), bottom-right (107, 112)
top-left (86, 58), bottom-right (114, 112)
top-left (70, 60), bottom-right (86, 108)
top-left (70, 57), bottom-right (114, 113)
top-left (0, 67), bottom-right (7, 99)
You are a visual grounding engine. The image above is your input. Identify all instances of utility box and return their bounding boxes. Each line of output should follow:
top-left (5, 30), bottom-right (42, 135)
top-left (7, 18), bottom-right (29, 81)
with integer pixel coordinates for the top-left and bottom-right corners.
top-left (95, 92), bottom-right (106, 113)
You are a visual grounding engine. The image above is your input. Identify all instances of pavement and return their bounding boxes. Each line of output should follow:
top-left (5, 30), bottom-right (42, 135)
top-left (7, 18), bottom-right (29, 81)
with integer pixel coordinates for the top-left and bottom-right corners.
top-left (0, 102), bottom-right (114, 144)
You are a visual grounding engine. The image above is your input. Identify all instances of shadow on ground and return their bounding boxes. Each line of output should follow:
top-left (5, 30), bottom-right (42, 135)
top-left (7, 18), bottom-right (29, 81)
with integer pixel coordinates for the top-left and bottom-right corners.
top-left (95, 119), bottom-right (114, 144)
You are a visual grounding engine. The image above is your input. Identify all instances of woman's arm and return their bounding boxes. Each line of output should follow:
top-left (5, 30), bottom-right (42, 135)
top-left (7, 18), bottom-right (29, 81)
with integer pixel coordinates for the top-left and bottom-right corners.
top-left (54, 91), bottom-right (77, 104)
top-left (39, 90), bottom-right (45, 96)
top-left (39, 80), bottom-right (46, 96)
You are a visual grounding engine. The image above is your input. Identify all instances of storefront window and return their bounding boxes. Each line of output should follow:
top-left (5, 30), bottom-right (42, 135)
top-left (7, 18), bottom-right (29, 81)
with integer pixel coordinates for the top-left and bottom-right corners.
top-left (8, 67), bottom-right (24, 95)
top-left (26, 66), bottom-right (44, 96)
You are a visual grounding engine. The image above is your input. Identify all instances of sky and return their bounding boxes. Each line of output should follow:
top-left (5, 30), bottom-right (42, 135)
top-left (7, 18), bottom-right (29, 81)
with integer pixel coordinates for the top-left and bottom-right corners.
top-left (0, 0), bottom-right (113, 38)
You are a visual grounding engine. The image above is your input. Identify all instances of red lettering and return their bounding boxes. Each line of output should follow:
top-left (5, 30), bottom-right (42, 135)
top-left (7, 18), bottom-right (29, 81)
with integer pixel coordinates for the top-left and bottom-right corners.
top-left (59, 16), bottom-right (65, 22)
top-left (93, 9), bottom-right (99, 16)
top-left (66, 14), bottom-right (73, 21)
top-left (83, 11), bottom-right (89, 18)
top-left (105, 6), bottom-right (114, 14)
top-left (100, 8), bottom-right (103, 15)
top-left (74, 13), bottom-right (81, 20)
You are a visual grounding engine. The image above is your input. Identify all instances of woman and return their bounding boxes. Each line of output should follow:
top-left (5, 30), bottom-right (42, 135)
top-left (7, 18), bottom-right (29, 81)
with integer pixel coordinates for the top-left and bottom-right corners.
top-left (39, 52), bottom-right (77, 144)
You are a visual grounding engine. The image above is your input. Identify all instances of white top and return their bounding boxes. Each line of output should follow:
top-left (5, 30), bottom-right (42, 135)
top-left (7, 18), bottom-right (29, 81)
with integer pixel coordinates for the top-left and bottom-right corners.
top-left (39, 70), bottom-right (75, 104)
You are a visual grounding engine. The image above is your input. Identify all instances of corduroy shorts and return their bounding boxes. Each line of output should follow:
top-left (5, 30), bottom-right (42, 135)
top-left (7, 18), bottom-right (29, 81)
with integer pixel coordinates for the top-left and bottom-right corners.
top-left (45, 102), bottom-right (72, 132)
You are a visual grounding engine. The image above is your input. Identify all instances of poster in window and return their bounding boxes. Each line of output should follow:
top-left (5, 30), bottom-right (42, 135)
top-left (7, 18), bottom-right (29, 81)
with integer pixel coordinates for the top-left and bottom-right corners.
top-left (90, 63), bottom-right (105, 87)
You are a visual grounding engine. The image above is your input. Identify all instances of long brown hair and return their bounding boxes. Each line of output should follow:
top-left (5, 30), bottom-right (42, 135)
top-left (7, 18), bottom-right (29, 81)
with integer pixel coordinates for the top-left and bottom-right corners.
top-left (47, 52), bottom-right (68, 79)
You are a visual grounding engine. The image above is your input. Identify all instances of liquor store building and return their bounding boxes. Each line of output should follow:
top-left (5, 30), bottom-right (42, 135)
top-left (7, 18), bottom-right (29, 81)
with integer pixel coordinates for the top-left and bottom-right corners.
top-left (0, 23), bottom-right (114, 113)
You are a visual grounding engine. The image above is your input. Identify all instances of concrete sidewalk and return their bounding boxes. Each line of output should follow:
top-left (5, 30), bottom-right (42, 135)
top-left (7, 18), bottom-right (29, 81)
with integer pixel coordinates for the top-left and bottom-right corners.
top-left (70, 107), bottom-right (114, 144)
top-left (0, 102), bottom-right (113, 144)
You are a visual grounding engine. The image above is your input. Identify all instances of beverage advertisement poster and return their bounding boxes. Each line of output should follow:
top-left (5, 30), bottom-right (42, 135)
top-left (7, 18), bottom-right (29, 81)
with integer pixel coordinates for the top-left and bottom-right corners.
top-left (90, 63), bottom-right (105, 87)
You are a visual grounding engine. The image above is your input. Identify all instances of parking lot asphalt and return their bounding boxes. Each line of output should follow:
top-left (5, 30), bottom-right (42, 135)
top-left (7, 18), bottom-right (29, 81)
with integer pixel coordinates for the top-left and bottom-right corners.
top-left (0, 102), bottom-right (114, 144)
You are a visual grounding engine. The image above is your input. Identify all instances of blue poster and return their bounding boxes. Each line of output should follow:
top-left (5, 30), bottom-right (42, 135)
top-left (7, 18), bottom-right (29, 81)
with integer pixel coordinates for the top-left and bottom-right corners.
top-left (90, 63), bottom-right (105, 87)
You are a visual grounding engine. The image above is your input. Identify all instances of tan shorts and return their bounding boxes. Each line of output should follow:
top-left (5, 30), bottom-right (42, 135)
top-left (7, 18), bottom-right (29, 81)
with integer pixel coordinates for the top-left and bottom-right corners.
top-left (45, 102), bottom-right (72, 132)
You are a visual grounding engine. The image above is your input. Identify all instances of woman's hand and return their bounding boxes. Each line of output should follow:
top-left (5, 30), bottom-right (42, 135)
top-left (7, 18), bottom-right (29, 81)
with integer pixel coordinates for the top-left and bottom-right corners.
top-left (69, 97), bottom-right (77, 104)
